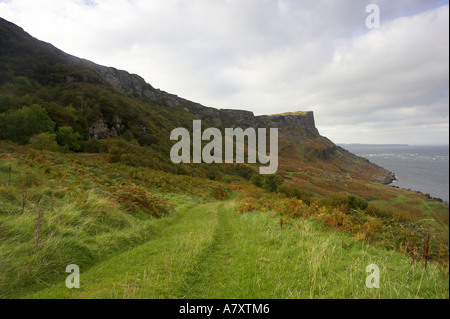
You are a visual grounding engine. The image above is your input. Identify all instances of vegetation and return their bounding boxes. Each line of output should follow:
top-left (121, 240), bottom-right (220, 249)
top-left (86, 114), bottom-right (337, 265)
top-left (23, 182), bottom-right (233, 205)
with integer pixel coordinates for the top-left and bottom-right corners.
top-left (0, 104), bottom-right (55, 144)
top-left (29, 202), bottom-right (448, 299)
top-left (237, 187), bottom-right (448, 265)
top-left (0, 18), bottom-right (448, 299)
top-left (0, 143), bottom-right (448, 298)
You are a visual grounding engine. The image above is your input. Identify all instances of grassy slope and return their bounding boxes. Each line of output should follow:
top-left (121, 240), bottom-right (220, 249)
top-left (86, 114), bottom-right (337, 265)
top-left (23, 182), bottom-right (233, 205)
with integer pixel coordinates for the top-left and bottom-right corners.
top-left (1, 144), bottom-right (448, 299)
top-left (280, 143), bottom-right (449, 242)
top-left (0, 143), bottom-right (211, 298)
top-left (30, 200), bottom-right (447, 299)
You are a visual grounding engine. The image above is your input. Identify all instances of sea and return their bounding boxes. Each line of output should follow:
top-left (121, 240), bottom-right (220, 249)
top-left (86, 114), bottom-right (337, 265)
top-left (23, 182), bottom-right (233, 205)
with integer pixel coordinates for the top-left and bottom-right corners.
top-left (338, 144), bottom-right (449, 202)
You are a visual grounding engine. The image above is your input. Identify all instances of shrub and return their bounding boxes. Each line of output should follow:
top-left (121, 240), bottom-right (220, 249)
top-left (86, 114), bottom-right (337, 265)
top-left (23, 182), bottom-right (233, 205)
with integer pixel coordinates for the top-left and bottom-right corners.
top-left (206, 166), bottom-right (222, 181)
top-left (234, 164), bottom-right (256, 180)
top-left (262, 174), bottom-right (282, 193)
top-left (277, 183), bottom-right (312, 205)
top-left (112, 184), bottom-right (173, 218)
top-left (221, 174), bottom-right (232, 184)
top-left (251, 174), bottom-right (264, 188)
top-left (20, 170), bottom-right (40, 188)
top-left (56, 126), bottom-right (81, 151)
top-left (366, 203), bottom-right (394, 219)
top-left (28, 132), bottom-right (59, 152)
top-left (345, 195), bottom-right (369, 210)
top-left (320, 193), bottom-right (368, 211)
top-left (366, 203), bottom-right (413, 222)
top-left (211, 185), bottom-right (231, 200)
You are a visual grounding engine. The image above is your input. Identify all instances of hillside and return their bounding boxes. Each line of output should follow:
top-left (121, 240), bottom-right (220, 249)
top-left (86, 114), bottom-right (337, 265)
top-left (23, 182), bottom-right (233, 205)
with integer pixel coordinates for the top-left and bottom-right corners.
top-left (0, 17), bottom-right (393, 186)
top-left (0, 144), bottom-right (448, 298)
top-left (0, 17), bottom-right (448, 299)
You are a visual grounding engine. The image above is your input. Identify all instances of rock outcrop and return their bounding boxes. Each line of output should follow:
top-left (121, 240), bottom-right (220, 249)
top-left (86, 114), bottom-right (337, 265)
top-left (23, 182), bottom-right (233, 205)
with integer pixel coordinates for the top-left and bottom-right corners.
top-left (69, 56), bottom-right (320, 134)
top-left (89, 116), bottom-right (123, 140)
top-left (180, 103), bottom-right (319, 133)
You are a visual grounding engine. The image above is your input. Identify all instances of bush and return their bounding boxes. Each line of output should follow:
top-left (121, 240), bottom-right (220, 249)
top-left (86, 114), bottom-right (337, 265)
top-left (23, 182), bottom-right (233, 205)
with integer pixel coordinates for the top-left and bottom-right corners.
top-left (345, 195), bottom-right (369, 210)
top-left (20, 170), bottom-right (40, 188)
top-left (251, 174), bottom-right (283, 193)
top-left (234, 164), bottom-right (256, 180)
top-left (107, 137), bottom-right (139, 163)
top-left (28, 132), bottom-right (59, 152)
top-left (221, 174), bottom-right (232, 184)
top-left (56, 126), bottom-right (81, 151)
top-left (366, 203), bottom-right (413, 222)
top-left (277, 184), bottom-right (312, 205)
top-left (112, 185), bottom-right (173, 218)
top-left (0, 94), bottom-right (16, 113)
top-left (320, 193), bottom-right (368, 211)
top-left (140, 134), bottom-right (158, 146)
top-left (211, 185), bottom-right (231, 200)
top-left (206, 166), bottom-right (222, 181)
top-left (251, 174), bottom-right (264, 188)
top-left (262, 174), bottom-right (282, 193)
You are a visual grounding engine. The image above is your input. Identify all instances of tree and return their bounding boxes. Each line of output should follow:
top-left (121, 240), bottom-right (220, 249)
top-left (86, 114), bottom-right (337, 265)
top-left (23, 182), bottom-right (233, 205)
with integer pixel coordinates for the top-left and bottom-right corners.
top-left (262, 174), bottom-right (282, 193)
top-left (28, 132), bottom-right (59, 152)
top-left (56, 126), bottom-right (81, 151)
top-left (0, 104), bottom-right (55, 144)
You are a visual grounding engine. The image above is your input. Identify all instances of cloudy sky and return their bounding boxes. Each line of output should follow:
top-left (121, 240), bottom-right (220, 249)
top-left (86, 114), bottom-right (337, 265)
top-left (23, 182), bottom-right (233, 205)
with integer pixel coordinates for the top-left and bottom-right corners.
top-left (1, 0), bottom-right (448, 144)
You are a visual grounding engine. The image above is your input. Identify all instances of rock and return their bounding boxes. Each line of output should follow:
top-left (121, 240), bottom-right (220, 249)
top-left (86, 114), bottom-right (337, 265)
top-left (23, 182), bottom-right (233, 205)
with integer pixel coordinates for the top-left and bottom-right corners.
top-left (139, 124), bottom-right (147, 135)
top-left (65, 47), bottom-right (321, 135)
top-left (256, 111), bottom-right (318, 133)
top-left (89, 116), bottom-right (122, 140)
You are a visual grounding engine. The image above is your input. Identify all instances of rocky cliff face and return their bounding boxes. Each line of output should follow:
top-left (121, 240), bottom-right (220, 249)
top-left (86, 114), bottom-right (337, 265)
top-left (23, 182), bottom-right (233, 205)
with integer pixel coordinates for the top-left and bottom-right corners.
top-left (0, 17), bottom-right (320, 138)
top-left (70, 57), bottom-right (193, 107)
top-left (70, 56), bottom-right (320, 134)
top-left (256, 112), bottom-right (318, 133)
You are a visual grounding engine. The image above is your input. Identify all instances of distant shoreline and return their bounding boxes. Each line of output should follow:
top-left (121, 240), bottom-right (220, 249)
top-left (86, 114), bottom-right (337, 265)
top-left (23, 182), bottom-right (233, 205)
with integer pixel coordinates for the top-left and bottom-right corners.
top-left (340, 144), bottom-right (449, 204)
top-left (338, 143), bottom-right (449, 147)
top-left (389, 183), bottom-right (448, 205)
top-left (338, 143), bottom-right (409, 147)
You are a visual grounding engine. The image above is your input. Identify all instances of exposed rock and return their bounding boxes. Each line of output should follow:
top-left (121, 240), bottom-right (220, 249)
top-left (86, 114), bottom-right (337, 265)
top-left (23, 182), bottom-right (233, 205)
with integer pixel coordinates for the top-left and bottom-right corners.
top-left (256, 111), bottom-right (318, 134)
top-left (139, 124), bottom-right (147, 135)
top-left (383, 172), bottom-right (397, 185)
top-left (62, 46), bottom-right (322, 135)
top-left (183, 104), bottom-right (319, 134)
top-left (89, 116), bottom-right (122, 140)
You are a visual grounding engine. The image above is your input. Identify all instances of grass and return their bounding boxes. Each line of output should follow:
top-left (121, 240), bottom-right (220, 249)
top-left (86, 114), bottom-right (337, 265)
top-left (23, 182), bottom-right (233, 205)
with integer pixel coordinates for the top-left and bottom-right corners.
top-left (0, 143), bottom-right (448, 299)
top-left (0, 188), bottom-right (193, 298)
top-left (0, 147), bottom-right (203, 298)
top-left (28, 201), bottom-right (448, 299)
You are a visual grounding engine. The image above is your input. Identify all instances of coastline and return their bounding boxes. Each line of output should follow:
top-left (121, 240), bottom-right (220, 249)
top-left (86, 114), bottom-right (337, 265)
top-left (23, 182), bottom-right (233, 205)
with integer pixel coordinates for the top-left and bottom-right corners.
top-left (382, 171), bottom-right (397, 185)
top-left (388, 183), bottom-right (448, 205)
top-left (341, 144), bottom-right (449, 204)
top-left (383, 168), bottom-right (447, 205)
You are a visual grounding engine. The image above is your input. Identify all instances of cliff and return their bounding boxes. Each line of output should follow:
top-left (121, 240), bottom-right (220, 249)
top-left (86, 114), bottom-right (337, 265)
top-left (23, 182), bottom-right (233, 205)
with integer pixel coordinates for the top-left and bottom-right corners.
top-left (0, 17), bottom-right (321, 135)
top-left (0, 16), bottom-right (395, 188)
top-left (77, 59), bottom-right (320, 134)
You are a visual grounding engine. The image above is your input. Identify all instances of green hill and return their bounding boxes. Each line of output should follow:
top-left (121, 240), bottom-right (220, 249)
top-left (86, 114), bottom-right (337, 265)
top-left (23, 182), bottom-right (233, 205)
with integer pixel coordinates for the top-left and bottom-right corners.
top-left (0, 144), bottom-right (448, 298)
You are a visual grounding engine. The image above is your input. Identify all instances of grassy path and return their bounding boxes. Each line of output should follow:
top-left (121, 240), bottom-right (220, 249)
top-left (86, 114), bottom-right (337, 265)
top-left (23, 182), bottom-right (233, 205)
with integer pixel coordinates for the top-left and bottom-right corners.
top-left (28, 200), bottom-right (448, 299)
top-left (29, 201), bottom-right (221, 298)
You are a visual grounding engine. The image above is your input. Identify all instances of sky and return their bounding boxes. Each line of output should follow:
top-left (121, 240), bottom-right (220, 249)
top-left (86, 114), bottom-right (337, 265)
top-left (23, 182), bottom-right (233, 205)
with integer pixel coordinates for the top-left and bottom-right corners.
top-left (0, 0), bottom-right (449, 145)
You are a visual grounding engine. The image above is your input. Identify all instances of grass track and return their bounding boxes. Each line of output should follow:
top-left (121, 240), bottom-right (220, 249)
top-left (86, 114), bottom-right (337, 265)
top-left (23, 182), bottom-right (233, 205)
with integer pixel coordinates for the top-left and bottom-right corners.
top-left (28, 200), bottom-right (448, 299)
